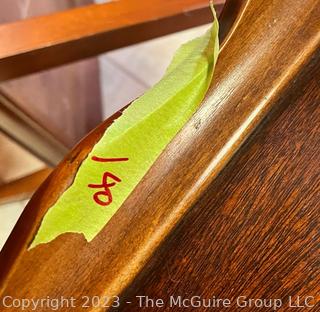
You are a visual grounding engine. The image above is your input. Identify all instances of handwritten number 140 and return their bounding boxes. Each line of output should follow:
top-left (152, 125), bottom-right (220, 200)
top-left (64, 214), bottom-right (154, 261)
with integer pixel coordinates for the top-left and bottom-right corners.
top-left (88, 156), bottom-right (129, 206)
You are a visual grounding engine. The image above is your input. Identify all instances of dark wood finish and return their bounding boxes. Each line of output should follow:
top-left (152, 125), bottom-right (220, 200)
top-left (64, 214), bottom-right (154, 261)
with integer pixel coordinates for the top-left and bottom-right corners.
top-left (0, 0), bottom-right (319, 311)
top-left (0, 91), bottom-right (68, 166)
top-left (0, 0), bottom-right (225, 82)
top-left (0, 168), bottom-right (52, 205)
top-left (119, 52), bottom-right (320, 312)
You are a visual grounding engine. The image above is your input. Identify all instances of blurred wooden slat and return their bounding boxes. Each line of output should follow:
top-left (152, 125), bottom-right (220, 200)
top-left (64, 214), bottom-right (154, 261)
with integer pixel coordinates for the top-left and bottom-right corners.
top-left (0, 91), bottom-right (68, 166)
top-left (0, 0), bottom-right (225, 81)
top-left (0, 0), bottom-right (102, 151)
top-left (0, 168), bottom-right (52, 205)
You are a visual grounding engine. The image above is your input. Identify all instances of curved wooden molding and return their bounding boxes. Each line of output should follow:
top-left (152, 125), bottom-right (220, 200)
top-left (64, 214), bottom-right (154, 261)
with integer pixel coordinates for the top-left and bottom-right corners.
top-left (0, 0), bottom-right (319, 309)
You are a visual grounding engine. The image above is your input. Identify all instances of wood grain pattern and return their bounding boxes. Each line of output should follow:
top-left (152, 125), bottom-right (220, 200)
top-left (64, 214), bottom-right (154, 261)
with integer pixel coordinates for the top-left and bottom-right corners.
top-left (0, 0), bottom-right (319, 311)
top-left (0, 0), bottom-right (225, 81)
top-left (118, 51), bottom-right (320, 312)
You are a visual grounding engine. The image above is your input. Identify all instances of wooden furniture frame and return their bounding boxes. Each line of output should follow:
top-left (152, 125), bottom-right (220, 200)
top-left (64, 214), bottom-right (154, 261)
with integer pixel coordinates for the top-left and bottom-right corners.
top-left (0, 0), bottom-right (319, 310)
top-left (0, 0), bottom-right (225, 203)
top-left (0, 0), bottom-right (225, 81)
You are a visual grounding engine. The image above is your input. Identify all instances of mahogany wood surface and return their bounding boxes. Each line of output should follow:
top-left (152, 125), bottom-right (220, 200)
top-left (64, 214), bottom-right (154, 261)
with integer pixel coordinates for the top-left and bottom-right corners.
top-left (0, 0), bottom-right (319, 311)
top-left (119, 50), bottom-right (320, 312)
top-left (0, 0), bottom-right (225, 82)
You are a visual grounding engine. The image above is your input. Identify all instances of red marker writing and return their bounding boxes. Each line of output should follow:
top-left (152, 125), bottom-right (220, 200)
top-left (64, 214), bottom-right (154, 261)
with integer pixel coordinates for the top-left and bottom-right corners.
top-left (88, 156), bottom-right (129, 206)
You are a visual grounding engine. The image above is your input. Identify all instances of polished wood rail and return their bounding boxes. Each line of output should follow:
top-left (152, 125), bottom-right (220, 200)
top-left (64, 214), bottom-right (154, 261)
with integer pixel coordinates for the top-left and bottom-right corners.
top-left (0, 0), bottom-right (319, 311)
top-left (0, 0), bottom-right (225, 81)
top-left (120, 49), bottom-right (320, 312)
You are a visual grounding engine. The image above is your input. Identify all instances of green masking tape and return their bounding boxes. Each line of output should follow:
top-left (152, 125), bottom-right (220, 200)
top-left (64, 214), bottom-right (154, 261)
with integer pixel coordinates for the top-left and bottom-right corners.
top-left (31, 6), bottom-right (219, 248)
